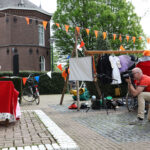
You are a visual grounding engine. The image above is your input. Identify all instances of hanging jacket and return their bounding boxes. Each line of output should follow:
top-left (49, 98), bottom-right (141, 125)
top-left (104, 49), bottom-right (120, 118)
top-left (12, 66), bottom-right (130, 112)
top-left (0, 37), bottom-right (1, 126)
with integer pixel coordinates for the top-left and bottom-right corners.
top-left (97, 54), bottom-right (112, 84)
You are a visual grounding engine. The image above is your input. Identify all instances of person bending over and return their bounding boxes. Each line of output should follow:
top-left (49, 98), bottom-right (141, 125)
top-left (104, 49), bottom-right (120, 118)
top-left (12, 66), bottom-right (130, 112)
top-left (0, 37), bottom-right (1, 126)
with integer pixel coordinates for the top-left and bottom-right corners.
top-left (126, 67), bottom-right (150, 125)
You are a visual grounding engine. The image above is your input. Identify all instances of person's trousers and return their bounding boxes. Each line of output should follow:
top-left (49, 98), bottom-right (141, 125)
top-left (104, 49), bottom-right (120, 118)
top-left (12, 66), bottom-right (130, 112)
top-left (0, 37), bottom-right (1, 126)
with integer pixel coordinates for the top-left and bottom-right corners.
top-left (137, 92), bottom-right (150, 120)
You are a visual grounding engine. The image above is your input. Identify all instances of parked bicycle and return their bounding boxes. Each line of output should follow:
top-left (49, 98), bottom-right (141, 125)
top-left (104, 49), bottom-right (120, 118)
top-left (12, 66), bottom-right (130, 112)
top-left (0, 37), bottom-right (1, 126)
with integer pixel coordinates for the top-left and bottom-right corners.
top-left (22, 74), bottom-right (40, 105)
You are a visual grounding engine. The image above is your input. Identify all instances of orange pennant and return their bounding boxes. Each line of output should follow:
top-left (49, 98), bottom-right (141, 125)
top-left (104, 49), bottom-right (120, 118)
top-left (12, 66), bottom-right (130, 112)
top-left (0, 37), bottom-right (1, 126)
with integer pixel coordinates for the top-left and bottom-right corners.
top-left (65, 25), bottom-right (69, 33)
top-left (126, 35), bottom-right (129, 42)
top-left (113, 34), bottom-right (116, 40)
top-left (94, 30), bottom-right (99, 39)
top-left (86, 28), bottom-right (90, 36)
top-left (76, 26), bottom-right (80, 34)
top-left (25, 17), bottom-right (30, 25)
top-left (103, 32), bottom-right (107, 40)
top-left (139, 36), bottom-right (142, 41)
top-left (56, 23), bottom-right (60, 28)
top-left (120, 45), bottom-right (125, 51)
top-left (119, 35), bottom-right (122, 42)
top-left (43, 21), bottom-right (48, 30)
top-left (22, 77), bottom-right (27, 85)
top-left (147, 38), bottom-right (150, 44)
top-left (132, 36), bottom-right (136, 43)
top-left (79, 41), bottom-right (85, 48)
top-left (57, 64), bottom-right (62, 71)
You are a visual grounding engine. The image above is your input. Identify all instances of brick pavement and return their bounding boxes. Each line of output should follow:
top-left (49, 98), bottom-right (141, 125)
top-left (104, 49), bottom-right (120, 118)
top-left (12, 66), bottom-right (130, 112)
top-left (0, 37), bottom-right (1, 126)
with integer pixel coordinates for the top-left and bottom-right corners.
top-left (1, 94), bottom-right (150, 150)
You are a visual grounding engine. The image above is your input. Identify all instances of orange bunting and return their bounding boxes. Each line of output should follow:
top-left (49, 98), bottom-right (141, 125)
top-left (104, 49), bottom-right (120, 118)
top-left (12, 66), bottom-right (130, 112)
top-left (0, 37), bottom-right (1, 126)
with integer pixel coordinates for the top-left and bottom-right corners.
top-left (119, 35), bottom-right (122, 42)
top-left (43, 21), bottom-right (48, 30)
top-left (103, 32), bottom-right (107, 40)
top-left (22, 77), bottom-right (27, 85)
top-left (126, 35), bottom-right (129, 42)
top-left (25, 17), bottom-right (30, 25)
top-left (132, 36), bottom-right (136, 43)
top-left (56, 23), bottom-right (60, 28)
top-left (139, 36), bottom-right (142, 41)
top-left (76, 26), bottom-right (80, 34)
top-left (86, 28), bottom-right (90, 36)
top-left (62, 69), bottom-right (70, 81)
top-left (147, 38), bottom-right (150, 44)
top-left (57, 64), bottom-right (62, 71)
top-left (94, 30), bottom-right (99, 39)
top-left (120, 45), bottom-right (125, 51)
top-left (65, 25), bottom-right (69, 32)
top-left (79, 41), bottom-right (85, 48)
top-left (113, 34), bottom-right (116, 40)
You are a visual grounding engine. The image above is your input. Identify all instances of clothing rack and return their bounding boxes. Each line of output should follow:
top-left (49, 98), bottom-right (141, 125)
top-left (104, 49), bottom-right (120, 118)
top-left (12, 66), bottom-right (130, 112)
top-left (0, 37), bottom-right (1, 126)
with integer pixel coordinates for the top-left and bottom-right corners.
top-left (85, 50), bottom-right (144, 55)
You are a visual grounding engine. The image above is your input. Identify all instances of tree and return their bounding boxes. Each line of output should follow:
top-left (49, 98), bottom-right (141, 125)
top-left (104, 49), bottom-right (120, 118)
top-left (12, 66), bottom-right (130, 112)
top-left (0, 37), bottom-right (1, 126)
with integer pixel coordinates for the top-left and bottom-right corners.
top-left (52, 0), bottom-right (145, 57)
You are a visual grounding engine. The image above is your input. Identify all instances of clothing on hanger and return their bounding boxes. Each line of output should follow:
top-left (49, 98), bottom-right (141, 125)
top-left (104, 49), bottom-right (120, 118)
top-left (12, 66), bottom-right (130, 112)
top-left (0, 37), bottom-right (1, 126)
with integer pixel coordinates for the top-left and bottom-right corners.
top-left (109, 55), bottom-right (122, 84)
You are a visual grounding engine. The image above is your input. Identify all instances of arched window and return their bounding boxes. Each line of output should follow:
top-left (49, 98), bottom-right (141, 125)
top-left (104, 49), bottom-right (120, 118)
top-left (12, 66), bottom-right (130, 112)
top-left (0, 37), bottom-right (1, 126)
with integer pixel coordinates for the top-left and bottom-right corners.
top-left (40, 56), bottom-right (45, 71)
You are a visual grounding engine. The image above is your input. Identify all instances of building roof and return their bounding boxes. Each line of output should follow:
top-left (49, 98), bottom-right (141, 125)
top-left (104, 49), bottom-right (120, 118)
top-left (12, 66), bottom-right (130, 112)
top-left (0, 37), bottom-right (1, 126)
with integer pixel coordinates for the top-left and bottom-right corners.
top-left (0, 0), bottom-right (52, 16)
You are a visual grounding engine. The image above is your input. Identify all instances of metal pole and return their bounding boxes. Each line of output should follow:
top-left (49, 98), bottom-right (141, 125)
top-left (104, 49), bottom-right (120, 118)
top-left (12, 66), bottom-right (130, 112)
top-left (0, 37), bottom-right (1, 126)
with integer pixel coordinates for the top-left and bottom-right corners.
top-left (75, 31), bottom-right (80, 111)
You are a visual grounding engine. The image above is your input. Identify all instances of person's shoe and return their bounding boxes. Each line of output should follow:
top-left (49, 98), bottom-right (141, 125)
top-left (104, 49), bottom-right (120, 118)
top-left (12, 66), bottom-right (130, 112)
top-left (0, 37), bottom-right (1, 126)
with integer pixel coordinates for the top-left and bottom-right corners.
top-left (129, 118), bottom-right (143, 125)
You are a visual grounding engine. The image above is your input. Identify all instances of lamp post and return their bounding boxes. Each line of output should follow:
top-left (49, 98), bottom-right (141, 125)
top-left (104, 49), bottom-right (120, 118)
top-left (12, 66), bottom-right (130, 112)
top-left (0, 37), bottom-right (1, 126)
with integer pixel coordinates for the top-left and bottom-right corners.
top-left (50, 38), bottom-right (55, 72)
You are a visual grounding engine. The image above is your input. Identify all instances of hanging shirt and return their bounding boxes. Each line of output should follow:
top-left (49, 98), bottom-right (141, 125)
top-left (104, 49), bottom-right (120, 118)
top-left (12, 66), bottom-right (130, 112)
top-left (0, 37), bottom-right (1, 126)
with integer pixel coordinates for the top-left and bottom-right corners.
top-left (109, 56), bottom-right (122, 84)
top-left (118, 55), bottom-right (134, 73)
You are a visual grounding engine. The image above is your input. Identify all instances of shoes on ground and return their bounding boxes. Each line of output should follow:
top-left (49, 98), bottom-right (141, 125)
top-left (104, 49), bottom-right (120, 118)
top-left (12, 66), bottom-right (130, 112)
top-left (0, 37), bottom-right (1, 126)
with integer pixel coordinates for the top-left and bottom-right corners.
top-left (68, 103), bottom-right (77, 109)
top-left (129, 118), bottom-right (143, 125)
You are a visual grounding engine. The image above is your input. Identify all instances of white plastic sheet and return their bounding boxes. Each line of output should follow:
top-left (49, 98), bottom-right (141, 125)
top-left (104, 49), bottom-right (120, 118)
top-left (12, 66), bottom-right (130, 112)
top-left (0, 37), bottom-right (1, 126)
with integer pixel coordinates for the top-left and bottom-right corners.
top-left (69, 56), bottom-right (93, 81)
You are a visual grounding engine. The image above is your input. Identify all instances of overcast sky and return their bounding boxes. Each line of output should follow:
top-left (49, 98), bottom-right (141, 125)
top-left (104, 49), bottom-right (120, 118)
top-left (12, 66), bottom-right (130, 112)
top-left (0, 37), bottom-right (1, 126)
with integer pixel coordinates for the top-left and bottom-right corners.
top-left (29, 0), bottom-right (150, 37)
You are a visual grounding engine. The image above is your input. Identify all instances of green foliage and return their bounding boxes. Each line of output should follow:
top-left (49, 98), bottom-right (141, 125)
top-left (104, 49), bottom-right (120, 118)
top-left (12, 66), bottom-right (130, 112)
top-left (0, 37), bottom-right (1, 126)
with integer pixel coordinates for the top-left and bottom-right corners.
top-left (0, 71), bottom-right (65, 95)
top-left (52, 0), bottom-right (145, 56)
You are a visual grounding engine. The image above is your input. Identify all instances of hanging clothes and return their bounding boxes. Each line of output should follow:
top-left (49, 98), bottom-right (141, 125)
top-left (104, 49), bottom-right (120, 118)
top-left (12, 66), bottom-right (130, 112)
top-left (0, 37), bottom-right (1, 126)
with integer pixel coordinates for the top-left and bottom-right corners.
top-left (118, 55), bottom-right (134, 73)
top-left (97, 54), bottom-right (112, 84)
top-left (109, 55), bottom-right (122, 84)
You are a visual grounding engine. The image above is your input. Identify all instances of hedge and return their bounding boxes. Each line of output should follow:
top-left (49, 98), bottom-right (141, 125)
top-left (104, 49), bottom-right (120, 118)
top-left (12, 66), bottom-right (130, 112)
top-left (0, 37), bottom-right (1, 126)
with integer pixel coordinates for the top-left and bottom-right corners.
top-left (0, 71), bottom-right (65, 95)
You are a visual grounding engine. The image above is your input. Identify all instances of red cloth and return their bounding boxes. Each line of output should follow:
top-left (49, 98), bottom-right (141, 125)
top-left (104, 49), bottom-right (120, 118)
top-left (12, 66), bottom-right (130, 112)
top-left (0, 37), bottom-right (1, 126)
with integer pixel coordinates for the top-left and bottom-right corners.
top-left (135, 75), bottom-right (150, 92)
top-left (0, 81), bottom-right (19, 121)
top-left (136, 61), bottom-right (150, 76)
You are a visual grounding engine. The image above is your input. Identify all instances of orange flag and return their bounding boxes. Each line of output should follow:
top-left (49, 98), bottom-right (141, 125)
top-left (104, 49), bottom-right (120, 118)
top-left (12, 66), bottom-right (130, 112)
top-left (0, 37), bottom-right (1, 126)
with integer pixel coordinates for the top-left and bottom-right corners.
top-left (57, 64), bottom-right (62, 71)
top-left (79, 41), bottom-right (85, 48)
top-left (94, 30), bottom-right (99, 39)
top-left (25, 17), bottom-right (30, 25)
top-left (22, 77), bottom-right (27, 85)
top-left (56, 23), bottom-right (60, 28)
top-left (120, 45), bottom-right (125, 51)
top-left (43, 21), bottom-right (48, 30)
top-left (76, 26), bottom-right (80, 34)
top-left (65, 25), bottom-right (69, 33)
top-left (103, 32), bottom-right (107, 40)
top-left (113, 34), bottom-right (116, 40)
top-left (126, 35), bottom-right (129, 42)
top-left (139, 36), bottom-right (142, 41)
top-left (147, 38), bottom-right (150, 44)
top-left (86, 28), bottom-right (90, 36)
top-left (132, 36), bottom-right (136, 43)
top-left (119, 35), bottom-right (122, 42)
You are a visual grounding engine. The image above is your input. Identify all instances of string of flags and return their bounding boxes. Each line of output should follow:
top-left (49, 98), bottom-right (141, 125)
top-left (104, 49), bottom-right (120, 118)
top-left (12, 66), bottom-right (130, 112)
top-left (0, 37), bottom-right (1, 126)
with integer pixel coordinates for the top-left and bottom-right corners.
top-left (57, 64), bottom-right (70, 81)
top-left (55, 22), bottom-right (150, 45)
top-left (0, 71), bottom-right (52, 86)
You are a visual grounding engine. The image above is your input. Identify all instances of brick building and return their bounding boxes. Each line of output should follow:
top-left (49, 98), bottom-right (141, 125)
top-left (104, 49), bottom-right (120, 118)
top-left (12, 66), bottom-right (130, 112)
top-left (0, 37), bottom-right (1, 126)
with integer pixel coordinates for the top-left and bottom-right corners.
top-left (0, 0), bottom-right (52, 72)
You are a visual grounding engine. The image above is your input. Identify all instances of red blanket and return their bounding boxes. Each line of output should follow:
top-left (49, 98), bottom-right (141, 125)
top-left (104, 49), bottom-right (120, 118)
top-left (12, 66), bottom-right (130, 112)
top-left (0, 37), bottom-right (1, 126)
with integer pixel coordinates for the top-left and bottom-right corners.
top-left (0, 81), bottom-right (19, 122)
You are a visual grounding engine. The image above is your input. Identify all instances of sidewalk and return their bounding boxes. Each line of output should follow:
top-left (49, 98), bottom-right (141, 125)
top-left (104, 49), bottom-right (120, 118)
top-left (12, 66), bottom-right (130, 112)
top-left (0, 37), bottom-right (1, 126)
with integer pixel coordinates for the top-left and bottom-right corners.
top-left (1, 94), bottom-right (150, 150)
